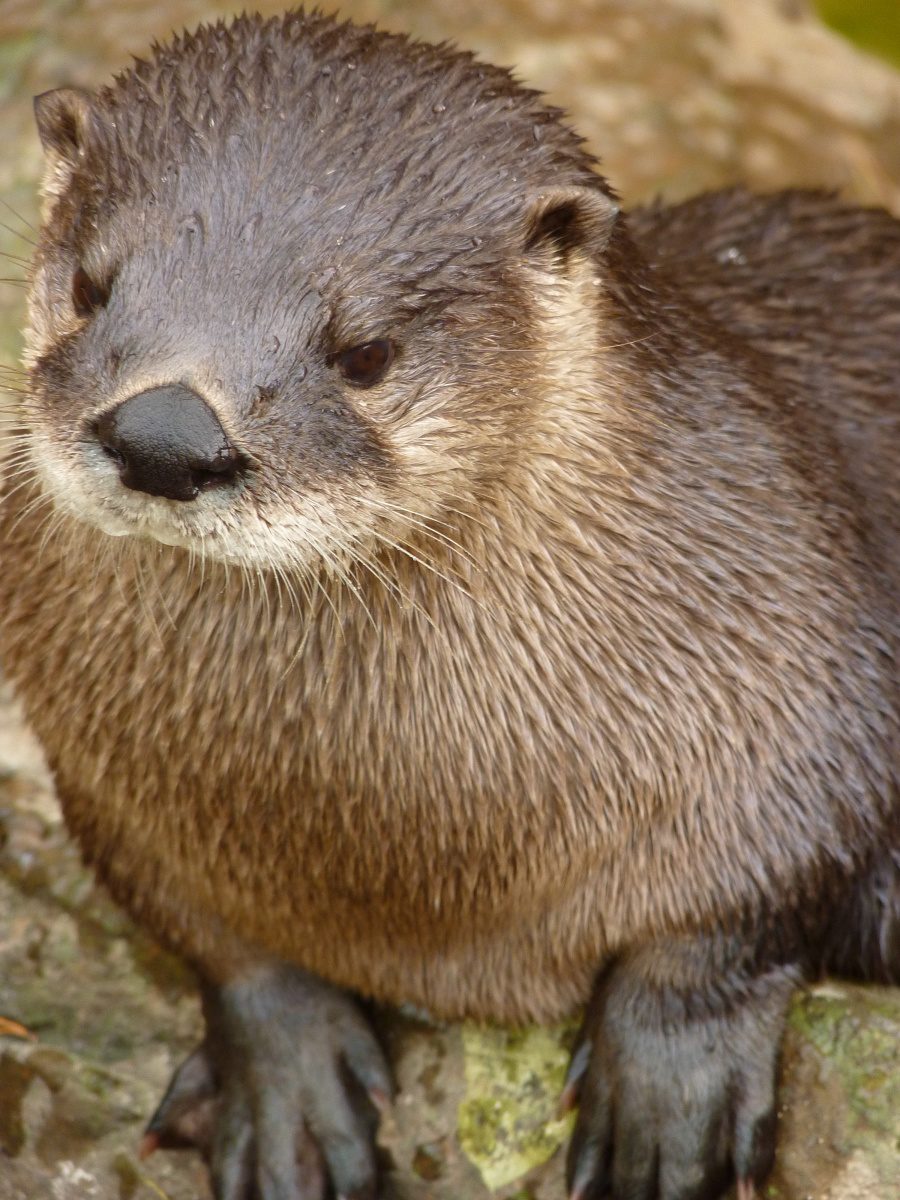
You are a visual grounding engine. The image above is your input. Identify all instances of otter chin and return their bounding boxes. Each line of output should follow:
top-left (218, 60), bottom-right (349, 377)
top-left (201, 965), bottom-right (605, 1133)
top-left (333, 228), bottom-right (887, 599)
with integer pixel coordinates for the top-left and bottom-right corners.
top-left (1, 10), bottom-right (897, 1200)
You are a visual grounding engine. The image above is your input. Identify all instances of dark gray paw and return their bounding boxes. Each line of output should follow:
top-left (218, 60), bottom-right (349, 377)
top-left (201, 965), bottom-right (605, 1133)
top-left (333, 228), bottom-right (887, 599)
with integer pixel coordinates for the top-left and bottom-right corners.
top-left (563, 951), bottom-right (796, 1200)
top-left (144, 965), bottom-right (392, 1200)
top-left (819, 849), bottom-right (900, 984)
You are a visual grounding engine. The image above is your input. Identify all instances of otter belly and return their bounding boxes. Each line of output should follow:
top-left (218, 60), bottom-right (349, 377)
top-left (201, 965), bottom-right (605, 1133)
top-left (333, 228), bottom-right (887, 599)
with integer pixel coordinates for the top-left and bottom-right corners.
top-left (0, 497), bottom-right (615, 1021)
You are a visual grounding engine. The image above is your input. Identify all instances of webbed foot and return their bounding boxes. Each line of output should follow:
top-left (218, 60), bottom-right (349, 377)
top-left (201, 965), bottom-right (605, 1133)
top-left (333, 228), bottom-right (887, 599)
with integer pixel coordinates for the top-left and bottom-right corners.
top-left (143, 965), bottom-right (391, 1200)
top-left (564, 943), bottom-right (796, 1200)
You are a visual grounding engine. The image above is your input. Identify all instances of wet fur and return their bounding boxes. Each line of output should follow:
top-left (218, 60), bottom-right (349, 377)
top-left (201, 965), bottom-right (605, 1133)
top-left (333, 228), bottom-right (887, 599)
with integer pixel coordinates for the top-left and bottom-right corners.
top-left (0, 12), bottom-right (897, 1035)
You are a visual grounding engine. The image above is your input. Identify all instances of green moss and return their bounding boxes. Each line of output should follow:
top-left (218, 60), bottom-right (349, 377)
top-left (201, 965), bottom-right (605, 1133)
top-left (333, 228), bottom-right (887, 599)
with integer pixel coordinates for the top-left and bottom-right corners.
top-left (459, 1096), bottom-right (503, 1160)
top-left (111, 1153), bottom-right (140, 1200)
top-left (815, 0), bottom-right (900, 68)
top-left (788, 986), bottom-right (900, 1187)
top-left (458, 1021), bottom-right (576, 1191)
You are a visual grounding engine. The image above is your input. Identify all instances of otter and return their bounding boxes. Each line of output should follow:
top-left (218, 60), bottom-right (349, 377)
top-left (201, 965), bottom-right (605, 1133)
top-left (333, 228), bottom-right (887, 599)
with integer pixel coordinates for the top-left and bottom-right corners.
top-left (0, 10), bottom-right (897, 1200)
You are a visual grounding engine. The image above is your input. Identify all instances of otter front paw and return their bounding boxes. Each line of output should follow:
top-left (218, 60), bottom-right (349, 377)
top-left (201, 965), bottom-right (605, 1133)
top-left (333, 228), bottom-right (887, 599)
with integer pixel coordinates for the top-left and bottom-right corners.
top-left (144, 965), bottom-right (391, 1200)
top-left (563, 950), bottom-right (797, 1200)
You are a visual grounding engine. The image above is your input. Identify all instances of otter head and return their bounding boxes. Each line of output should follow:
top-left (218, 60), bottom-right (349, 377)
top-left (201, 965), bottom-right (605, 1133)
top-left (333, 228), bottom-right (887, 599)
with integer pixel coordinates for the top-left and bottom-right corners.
top-left (24, 12), bottom-right (619, 575)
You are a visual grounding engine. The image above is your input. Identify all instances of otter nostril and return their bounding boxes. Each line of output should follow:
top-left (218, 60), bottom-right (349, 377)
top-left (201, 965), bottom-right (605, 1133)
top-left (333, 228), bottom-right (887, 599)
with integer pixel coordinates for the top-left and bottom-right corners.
top-left (100, 442), bottom-right (125, 468)
top-left (93, 385), bottom-right (244, 502)
top-left (189, 449), bottom-right (243, 492)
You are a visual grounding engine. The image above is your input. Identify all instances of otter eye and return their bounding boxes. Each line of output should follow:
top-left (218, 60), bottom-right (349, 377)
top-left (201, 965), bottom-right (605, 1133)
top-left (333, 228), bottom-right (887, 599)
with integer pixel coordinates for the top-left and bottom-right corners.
top-left (334, 339), bottom-right (395, 388)
top-left (72, 266), bottom-right (109, 317)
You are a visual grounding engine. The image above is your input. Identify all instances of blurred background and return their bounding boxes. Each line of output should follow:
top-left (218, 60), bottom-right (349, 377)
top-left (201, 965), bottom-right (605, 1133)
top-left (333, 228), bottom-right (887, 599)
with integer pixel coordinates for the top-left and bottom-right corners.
top-left (817, 0), bottom-right (900, 67)
top-left (1, 3), bottom-right (899, 1199)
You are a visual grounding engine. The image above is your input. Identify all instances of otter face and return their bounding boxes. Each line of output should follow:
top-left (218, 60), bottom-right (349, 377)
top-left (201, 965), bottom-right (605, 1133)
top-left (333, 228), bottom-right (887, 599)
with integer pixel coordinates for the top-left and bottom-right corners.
top-left (22, 13), bottom-right (617, 574)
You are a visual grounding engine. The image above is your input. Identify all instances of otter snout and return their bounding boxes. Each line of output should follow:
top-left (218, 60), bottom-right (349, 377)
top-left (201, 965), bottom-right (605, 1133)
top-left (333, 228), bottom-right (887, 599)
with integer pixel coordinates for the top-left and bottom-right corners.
top-left (94, 385), bottom-right (244, 502)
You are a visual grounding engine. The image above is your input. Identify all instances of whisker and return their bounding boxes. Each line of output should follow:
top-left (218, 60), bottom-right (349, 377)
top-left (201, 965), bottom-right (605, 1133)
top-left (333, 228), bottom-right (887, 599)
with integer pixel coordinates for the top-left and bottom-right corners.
top-left (346, 538), bottom-right (409, 607)
top-left (320, 533), bottom-right (377, 631)
top-left (356, 495), bottom-right (478, 564)
top-left (150, 542), bottom-right (179, 632)
top-left (133, 543), bottom-right (166, 644)
top-left (37, 506), bottom-right (70, 559)
top-left (0, 432), bottom-right (32, 450)
top-left (254, 561), bottom-right (273, 626)
top-left (0, 449), bottom-right (38, 476)
top-left (299, 547), bottom-right (343, 639)
top-left (89, 523), bottom-right (110, 602)
top-left (0, 456), bottom-right (37, 477)
top-left (360, 546), bottom-right (438, 632)
top-left (0, 198), bottom-right (36, 235)
top-left (277, 565), bottom-right (318, 677)
top-left (288, 556), bottom-right (315, 614)
top-left (0, 444), bottom-right (34, 461)
top-left (310, 558), bottom-right (345, 633)
top-left (369, 530), bottom-right (484, 610)
top-left (270, 560), bottom-right (288, 617)
top-left (2, 481), bottom-right (50, 527)
top-left (110, 538), bottom-right (140, 629)
top-left (0, 220), bottom-right (36, 248)
top-left (274, 558), bottom-right (306, 623)
top-left (483, 335), bottom-right (658, 354)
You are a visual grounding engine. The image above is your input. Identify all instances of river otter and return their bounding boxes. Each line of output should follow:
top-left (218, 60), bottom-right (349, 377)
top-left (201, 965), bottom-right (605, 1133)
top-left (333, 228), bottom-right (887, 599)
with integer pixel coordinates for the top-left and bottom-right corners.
top-left (0, 10), bottom-right (897, 1200)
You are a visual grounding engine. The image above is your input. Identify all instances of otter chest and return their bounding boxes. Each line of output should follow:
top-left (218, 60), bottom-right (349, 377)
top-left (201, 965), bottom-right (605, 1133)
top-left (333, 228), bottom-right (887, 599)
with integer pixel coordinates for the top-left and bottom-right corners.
top-left (5, 536), bottom-right (604, 960)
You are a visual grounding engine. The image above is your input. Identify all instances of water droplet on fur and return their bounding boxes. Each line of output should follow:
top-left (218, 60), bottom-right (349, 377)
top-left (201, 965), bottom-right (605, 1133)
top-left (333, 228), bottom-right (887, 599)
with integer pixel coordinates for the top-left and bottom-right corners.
top-left (716, 245), bottom-right (747, 265)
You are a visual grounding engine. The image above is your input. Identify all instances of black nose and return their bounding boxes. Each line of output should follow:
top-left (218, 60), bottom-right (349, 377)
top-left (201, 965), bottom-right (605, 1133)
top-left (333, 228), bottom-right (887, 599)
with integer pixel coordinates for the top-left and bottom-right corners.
top-left (94, 385), bottom-right (243, 501)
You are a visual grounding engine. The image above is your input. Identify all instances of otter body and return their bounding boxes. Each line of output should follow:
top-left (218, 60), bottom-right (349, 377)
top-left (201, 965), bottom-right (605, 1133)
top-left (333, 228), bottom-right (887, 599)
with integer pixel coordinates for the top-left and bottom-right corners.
top-left (0, 12), bottom-right (897, 1200)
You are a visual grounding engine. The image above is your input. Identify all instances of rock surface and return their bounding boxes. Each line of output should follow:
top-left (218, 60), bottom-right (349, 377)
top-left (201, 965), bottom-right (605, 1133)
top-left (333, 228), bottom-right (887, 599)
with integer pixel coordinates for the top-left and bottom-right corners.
top-left (1, 2), bottom-right (898, 1197)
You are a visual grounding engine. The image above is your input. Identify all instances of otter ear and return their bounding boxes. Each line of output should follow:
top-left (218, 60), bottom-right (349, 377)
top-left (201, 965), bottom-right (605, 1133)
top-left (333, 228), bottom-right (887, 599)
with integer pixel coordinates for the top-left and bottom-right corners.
top-left (34, 87), bottom-right (103, 197)
top-left (523, 186), bottom-right (619, 265)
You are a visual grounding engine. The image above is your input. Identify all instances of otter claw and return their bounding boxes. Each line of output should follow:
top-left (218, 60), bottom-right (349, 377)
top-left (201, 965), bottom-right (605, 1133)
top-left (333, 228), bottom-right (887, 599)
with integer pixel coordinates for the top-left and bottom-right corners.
top-left (143, 1043), bottom-right (217, 1156)
top-left (564, 952), bottom-right (792, 1200)
top-left (557, 1038), bottom-right (591, 1115)
top-left (178, 965), bottom-right (389, 1200)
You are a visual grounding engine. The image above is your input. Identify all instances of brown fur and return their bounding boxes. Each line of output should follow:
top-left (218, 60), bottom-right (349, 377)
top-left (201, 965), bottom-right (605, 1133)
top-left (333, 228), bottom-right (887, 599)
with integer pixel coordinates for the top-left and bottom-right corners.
top-left (0, 12), bottom-right (897, 1031)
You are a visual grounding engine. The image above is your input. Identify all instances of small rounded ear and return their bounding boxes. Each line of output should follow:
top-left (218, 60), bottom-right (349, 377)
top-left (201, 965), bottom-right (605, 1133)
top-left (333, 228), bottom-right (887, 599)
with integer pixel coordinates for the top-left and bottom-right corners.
top-left (34, 87), bottom-right (101, 160)
top-left (34, 87), bottom-right (104, 202)
top-left (523, 186), bottom-right (619, 265)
